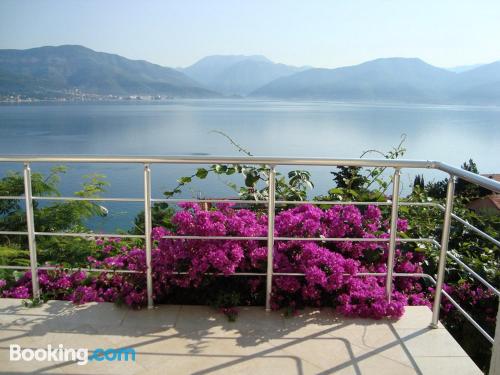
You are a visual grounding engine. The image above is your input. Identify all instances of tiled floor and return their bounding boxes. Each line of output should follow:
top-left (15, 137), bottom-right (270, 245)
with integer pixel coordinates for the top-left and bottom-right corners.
top-left (0, 298), bottom-right (481, 374)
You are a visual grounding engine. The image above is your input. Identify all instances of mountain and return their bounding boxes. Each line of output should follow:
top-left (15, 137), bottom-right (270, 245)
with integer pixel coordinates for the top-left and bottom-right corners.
top-left (180, 55), bottom-right (269, 85)
top-left (181, 55), bottom-right (308, 96)
top-left (449, 61), bottom-right (500, 104)
top-left (0, 45), bottom-right (217, 98)
top-left (250, 58), bottom-right (460, 103)
top-left (2, 47), bottom-right (499, 104)
top-left (251, 57), bottom-right (500, 104)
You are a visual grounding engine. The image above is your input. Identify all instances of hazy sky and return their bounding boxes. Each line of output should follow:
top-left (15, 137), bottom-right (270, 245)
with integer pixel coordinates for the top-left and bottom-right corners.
top-left (1, 0), bottom-right (499, 69)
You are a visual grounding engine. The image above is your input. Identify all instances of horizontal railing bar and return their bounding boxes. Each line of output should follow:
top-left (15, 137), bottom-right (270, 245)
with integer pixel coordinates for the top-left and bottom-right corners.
top-left (0, 195), bottom-right (443, 208)
top-left (151, 198), bottom-right (268, 204)
top-left (276, 237), bottom-right (385, 242)
top-left (435, 204), bottom-right (500, 247)
top-left (441, 289), bottom-right (494, 343)
top-left (0, 155), bottom-right (437, 168)
top-left (0, 196), bottom-right (24, 200)
top-left (1, 156), bottom-right (498, 190)
top-left (32, 196), bottom-right (144, 202)
top-left (431, 239), bottom-right (499, 296)
top-left (0, 267), bottom-right (433, 280)
top-left (162, 273), bottom-right (437, 284)
top-left (276, 201), bottom-right (438, 207)
top-left (273, 237), bottom-right (436, 243)
top-left (397, 272), bottom-right (494, 341)
top-left (398, 202), bottom-right (441, 207)
top-left (413, 270), bottom-right (494, 341)
top-left (161, 235), bottom-right (268, 241)
top-left (447, 252), bottom-right (500, 297)
top-left (160, 235), bottom-right (434, 243)
top-left (0, 195), bottom-right (442, 207)
top-left (153, 199), bottom-right (442, 208)
top-left (167, 272), bottom-right (303, 276)
top-left (354, 272), bottom-right (435, 279)
top-left (451, 212), bottom-right (500, 247)
top-left (34, 232), bottom-right (145, 239)
top-left (38, 266), bottom-right (142, 274)
top-left (276, 200), bottom-right (392, 206)
top-left (0, 231), bottom-right (28, 236)
top-left (0, 265), bottom-right (141, 273)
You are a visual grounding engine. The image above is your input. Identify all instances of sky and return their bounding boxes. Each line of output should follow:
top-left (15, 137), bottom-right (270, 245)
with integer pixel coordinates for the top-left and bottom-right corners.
top-left (1, 0), bottom-right (499, 69)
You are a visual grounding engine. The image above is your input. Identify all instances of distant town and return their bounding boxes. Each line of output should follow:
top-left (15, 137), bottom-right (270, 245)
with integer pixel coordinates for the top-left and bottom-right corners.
top-left (0, 89), bottom-right (174, 103)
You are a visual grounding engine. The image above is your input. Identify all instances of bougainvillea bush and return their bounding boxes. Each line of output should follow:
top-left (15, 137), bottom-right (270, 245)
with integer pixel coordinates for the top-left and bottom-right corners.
top-left (0, 203), bottom-right (495, 323)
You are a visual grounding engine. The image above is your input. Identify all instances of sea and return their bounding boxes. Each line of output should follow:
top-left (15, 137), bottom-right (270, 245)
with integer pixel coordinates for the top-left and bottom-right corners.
top-left (1, 99), bottom-right (499, 231)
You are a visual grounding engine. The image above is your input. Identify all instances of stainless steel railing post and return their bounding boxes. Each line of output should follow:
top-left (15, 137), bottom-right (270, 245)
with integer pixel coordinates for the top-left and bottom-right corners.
top-left (431, 176), bottom-right (455, 328)
top-left (385, 168), bottom-right (401, 301)
top-left (23, 162), bottom-right (40, 300)
top-left (265, 166), bottom-right (276, 312)
top-left (143, 164), bottom-right (154, 309)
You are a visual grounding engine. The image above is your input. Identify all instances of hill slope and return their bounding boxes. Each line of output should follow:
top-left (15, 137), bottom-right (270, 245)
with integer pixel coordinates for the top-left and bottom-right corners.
top-left (0, 45), bottom-right (217, 98)
top-left (449, 61), bottom-right (500, 104)
top-left (250, 58), bottom-right (460, 103)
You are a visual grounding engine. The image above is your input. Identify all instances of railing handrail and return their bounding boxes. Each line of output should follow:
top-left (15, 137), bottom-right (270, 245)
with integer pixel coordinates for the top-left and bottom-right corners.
top-left (0, 155), bottom-right (437, 167)
top-left (0, 155), bottom-right (498, 192)
top-left (436, 161), bottom-right (500, 193)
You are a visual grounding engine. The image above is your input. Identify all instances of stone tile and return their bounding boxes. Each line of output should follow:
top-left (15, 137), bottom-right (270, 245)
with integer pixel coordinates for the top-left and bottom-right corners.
top-left (413, 356), bottom-right (482, 375)
top-left (0, 298), bottom-right (67, 314)
top-left (202, 354), bottom-right (323, 375)
top-left (282, 307), bottom-right (343, 332)
top-left (394, 327), bottom-right (470, 357)
top-left (0, 299), bottom-right (54, 329)
top-left (353, 354), bottom-right (419, 375)
top-left (174, 305), bottom-right (237, 335)
top-left (25, 330), bottom-right (116, 349)
top-left (51, 302), bottom-right (128, 330)
top-left (273, 321), bottom-right (443, 372)
top-left (118, 305), bottom-right (181, 336)
top-left (267, 333), bottom-right (367, 371)
top-left (390, 305), bottom-right (444, 329)
top-left (40, 359), bottom-right (146, 375)
top-left (0, 357), bottom-right (68, 374)
top-left (104, 328), bottom-right (179, 347)
top-left (133, 355), bottom-right (244, 375)
top-left (267, 326), bottom-right (422, 373)
top-left (134, 346), bottom-right (323, 375)
top-left (229, 307), bottom-right (286, 334)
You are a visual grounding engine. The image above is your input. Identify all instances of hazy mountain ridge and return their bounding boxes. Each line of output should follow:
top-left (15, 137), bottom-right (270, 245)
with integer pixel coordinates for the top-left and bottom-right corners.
top-left (181, 55), bottom-right (308, 96)
top-left (1, 45), bottom-right (498, 104)
top-left (0, 45), bottom-right (217, 98)
top-left (250, 58), bottom-right (500, 104)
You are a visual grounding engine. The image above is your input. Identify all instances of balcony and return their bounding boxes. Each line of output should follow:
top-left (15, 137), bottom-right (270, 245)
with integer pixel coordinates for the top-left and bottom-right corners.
top-left (0, 155), bottom-right (499, 374)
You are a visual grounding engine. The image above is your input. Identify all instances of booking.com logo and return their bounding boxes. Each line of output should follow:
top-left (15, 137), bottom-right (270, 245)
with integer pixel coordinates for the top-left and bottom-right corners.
top-left (10, 344), bottom-right (136, 366)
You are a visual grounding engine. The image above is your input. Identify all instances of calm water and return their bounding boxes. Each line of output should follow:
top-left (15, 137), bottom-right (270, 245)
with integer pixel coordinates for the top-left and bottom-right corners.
top-left (1, 100), bottom-right (499, 231)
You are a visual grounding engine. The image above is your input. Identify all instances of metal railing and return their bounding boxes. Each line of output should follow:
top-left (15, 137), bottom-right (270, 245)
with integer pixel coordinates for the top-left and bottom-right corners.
top-left (0, 156), bottom-right (499, 345)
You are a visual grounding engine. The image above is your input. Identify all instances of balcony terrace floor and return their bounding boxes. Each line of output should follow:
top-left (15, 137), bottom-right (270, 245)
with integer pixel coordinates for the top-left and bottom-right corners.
top-left (0, 298), bottom-right (481, 374)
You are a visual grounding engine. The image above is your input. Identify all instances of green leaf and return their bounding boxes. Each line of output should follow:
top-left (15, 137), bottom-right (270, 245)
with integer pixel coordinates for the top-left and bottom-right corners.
top-left (177, 176), bottom-right (192, 184)
top-left (195, 168), bottom-right (209, 179)
top-left (214, 165), bottom-right (228, 174)
top-left (244, 172), bottom-right (259, 187)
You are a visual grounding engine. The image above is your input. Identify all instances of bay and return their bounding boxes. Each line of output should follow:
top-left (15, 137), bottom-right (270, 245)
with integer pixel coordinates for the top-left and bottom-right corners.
top-left (1, 99), bottom-right (499, 231)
